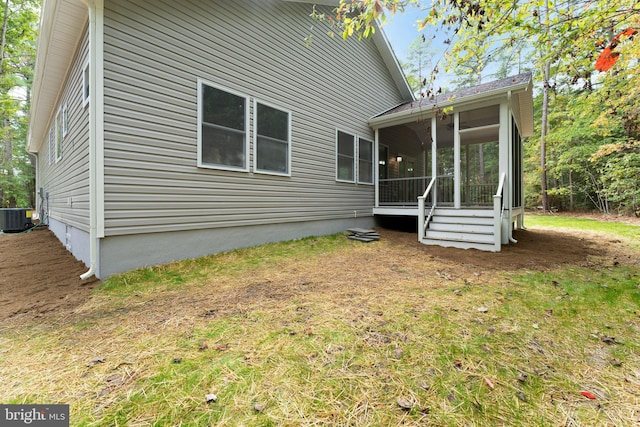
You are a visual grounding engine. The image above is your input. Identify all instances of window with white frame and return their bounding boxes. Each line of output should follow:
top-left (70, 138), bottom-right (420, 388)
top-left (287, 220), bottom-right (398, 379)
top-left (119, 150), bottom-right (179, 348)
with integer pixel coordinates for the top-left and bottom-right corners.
top-left (62, 104), bottom-right (68, 137)
top-left (358, 137), bottom-right (374, 184)
top-left (55, 110), bottom-right (63, 161)
top-left (336, 130), bottom-right (355, 182)
top-left (82, 63), bottom-right (90, 106)
top-left (255, 101), bottom-right (290, 175)
top-left (198, 81), bottom-right (249, 170)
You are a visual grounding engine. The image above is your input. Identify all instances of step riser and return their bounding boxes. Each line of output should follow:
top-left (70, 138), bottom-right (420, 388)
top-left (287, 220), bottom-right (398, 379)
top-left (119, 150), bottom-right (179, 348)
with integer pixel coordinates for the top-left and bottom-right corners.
top-left (428, 223), bottom-right (493, 234)
top-left (424, 230), bottom-right (495, 244)
top-left (430, 216), bottom-right (493, 226)
top-left (432, 209), bottom-right (494, 218)
top-left (420, 238), bottom-right (498, 252)
top-left (420, 210), bottom-right (500, 252)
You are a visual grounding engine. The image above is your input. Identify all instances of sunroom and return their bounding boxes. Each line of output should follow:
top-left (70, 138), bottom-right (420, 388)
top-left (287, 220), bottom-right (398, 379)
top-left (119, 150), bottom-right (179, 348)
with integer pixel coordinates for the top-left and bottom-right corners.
top-left (370, 73), bottom-right (534, 251)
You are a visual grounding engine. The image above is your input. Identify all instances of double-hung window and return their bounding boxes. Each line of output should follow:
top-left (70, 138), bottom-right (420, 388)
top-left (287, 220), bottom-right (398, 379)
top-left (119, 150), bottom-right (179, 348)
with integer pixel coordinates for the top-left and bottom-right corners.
top-left (336, 130), bottom-right (355, 182)
top-left (198, 81), bottom-right (249, 171)
top-left (358, 137), bottom-right (374, 184)
top-left (255, 101), bottom-right (291, 175)
top-left (336, 131), bottom-right (374, 184)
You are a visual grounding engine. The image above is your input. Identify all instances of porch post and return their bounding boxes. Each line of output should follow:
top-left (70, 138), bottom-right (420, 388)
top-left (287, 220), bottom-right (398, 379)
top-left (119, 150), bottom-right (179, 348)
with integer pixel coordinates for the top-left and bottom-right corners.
top-left (374, 128), bottom-right (379, 209)
top-left (431, 117), bottom-right (437, 204)
top-left (454, 112), bottom-right (461, 209)
top-left (499, 102), bottom-right (510, 244)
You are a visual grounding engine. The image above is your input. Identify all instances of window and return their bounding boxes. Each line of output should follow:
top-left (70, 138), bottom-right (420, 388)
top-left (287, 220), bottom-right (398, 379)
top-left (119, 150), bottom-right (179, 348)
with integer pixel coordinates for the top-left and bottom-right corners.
top-left (55, 110), bottom-right (64, 161)
top-left (255, 101), bottom-right (290, 175)
top-left (82, 63), bottom-right (90, 106)
top-left (198, 81), bottom-right (249, 171)
top-left (62, 104), bottom-right (68, 137)
top-left (358, 137), bottom-right (373, 184)
top-left (336, 130), bottom-right (355, 182)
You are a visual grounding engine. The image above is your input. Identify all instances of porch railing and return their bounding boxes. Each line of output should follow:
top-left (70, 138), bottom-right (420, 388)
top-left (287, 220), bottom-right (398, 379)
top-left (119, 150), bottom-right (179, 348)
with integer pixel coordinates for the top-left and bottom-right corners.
top-left (379, 175), bottom-right (454, 206)
top-left (462, 183), bottom-right (498, 206)
top-left (379, 176), bottom-right (498, 207)
top-left (417, 176), bottom-right (437, 243)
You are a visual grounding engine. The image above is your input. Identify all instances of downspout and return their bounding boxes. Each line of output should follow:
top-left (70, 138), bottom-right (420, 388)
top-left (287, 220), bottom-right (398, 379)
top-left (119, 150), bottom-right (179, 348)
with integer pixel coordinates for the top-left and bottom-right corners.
top-left (80, 0), bottom-right (104, 280)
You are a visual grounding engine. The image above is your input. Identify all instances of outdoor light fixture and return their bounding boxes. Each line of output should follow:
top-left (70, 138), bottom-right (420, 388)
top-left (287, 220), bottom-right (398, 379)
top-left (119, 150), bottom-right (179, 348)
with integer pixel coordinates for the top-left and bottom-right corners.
top-left (379, 160), bottom-right (386, 165)
top-left (396, 156), bottom-right (403, 162)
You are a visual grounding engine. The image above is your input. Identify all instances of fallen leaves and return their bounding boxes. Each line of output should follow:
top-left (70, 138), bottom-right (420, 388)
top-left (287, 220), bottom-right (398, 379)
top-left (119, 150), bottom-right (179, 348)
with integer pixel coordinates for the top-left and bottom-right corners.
top-left (396, 397), bottom-right (413, 411)
top-left (483, 377), bottom-right (495, 390)
top-left (580, 390), bottom-right (597, 400)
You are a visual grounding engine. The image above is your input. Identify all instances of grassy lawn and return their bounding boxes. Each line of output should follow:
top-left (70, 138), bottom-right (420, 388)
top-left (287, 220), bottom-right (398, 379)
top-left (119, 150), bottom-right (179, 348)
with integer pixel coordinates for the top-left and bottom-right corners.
top-left (1, 215), bottom-right (639, 426)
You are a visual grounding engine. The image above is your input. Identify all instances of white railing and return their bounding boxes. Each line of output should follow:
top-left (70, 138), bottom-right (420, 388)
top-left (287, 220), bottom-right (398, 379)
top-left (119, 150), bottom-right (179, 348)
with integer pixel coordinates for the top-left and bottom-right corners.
top-left (493, 172), bottom-right (507, 251)
top-left (417, 176), bottom-right (437, 242)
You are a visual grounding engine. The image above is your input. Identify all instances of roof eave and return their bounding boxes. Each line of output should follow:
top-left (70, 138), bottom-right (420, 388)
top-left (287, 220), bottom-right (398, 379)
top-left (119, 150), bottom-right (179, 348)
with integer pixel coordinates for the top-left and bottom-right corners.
top-left (369, 78), bottom-right (533, 130)
top-left (28, 0), bottom-right (88, 153)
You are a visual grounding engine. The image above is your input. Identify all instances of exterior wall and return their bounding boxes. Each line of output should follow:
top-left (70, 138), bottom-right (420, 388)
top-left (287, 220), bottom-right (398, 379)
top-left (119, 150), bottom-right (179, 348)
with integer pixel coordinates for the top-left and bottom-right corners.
top-left (99, 216), bottom-right (374, 278)
top-left (36, 26), bottom-right (91, 264)
top-left (98, 0), bottom-right (406, 276)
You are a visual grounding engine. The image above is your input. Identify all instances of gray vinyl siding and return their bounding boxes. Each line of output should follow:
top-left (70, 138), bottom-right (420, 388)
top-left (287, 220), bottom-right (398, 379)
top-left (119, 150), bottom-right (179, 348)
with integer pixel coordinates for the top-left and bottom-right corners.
top-left (102, 0), bottom-right (406, 236)
top-left (37, 27), bottom-right (90, 231)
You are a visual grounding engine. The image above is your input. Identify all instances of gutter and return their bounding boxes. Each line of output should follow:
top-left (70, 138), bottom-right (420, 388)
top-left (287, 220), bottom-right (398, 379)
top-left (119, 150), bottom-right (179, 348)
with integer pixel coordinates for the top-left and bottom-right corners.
top-left (80, 0), bottom-right (105, 280)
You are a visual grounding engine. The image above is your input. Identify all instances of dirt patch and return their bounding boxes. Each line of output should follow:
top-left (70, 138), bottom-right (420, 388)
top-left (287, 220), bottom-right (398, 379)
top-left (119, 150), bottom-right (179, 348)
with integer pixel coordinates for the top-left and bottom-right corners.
top-left (0, 224), bottom-right (630, 324)
top-left (0, 227), bottom-right (99, 321)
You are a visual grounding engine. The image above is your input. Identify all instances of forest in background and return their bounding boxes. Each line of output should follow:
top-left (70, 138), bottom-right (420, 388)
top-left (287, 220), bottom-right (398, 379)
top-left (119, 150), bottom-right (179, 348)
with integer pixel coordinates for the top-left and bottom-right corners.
top-left (327, 0), bottom-right (640, 216)
top-left (0, 0), bottom-right (37, 209)
top-left (1, 0), bottom-right (639, 217)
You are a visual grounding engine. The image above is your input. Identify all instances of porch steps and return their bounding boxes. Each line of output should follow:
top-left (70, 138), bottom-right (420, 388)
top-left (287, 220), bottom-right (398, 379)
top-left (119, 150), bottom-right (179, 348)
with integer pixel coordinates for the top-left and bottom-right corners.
top-left (420, 208), bottom-right (498, 252)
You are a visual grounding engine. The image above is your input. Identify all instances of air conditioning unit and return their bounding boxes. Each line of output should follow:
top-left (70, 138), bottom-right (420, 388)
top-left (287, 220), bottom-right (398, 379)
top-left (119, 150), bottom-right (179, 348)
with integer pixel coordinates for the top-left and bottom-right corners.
top-left (0, 208), bottom-right (34, 232)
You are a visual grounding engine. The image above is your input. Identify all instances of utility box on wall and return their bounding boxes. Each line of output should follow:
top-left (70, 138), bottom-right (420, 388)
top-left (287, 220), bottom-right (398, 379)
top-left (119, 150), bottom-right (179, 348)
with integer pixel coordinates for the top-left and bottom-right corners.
top-left (0, 208), bottom-right (34, 232)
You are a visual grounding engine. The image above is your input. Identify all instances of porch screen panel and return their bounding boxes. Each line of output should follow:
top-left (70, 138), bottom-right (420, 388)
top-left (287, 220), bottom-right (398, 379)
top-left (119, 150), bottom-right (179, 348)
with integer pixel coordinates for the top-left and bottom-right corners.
top-left (512, 118), bottom-right (523, 207)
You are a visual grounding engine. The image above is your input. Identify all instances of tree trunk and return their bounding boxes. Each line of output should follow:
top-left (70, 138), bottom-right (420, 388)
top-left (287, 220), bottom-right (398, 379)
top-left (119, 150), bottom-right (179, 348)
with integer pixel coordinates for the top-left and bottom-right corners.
top-left (539, 0), bottom-right (551, 212)
top-left (569, 167), bottom-right (574, 211)
top-left (540, 60), bottom-right (550, 211)
top-left (0, 0), bottom-right (9, 74)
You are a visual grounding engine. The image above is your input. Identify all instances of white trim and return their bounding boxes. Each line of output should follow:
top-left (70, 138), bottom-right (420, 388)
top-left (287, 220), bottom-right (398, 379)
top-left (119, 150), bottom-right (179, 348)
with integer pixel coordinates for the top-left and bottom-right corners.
top-left (253, 98), bottom-right (292, 177)
top-left (62, 103), bottom-right (68, 137)
top-left (197, 78), bottom-right (250, 173)
top-left (453, 111), bottom-right (460, 209)
top-left (335, 129), bottom-right (356, 183)
top-left (357, 136), bottom-right (374, 185)
top-left (80, 0), bottom-right (105, 280)
top-left (82, 60), bottom-right (90, 107)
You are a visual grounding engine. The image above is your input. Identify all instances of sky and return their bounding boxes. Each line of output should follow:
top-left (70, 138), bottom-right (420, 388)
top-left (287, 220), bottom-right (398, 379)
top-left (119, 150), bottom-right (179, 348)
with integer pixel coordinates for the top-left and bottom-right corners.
top-left (377, 4), bottom-right (458, 89)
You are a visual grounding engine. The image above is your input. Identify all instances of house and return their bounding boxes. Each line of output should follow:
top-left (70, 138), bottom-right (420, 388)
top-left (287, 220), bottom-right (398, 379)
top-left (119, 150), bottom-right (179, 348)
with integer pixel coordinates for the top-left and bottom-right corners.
top-left (27, 0), bottom-right (533, 279)
top-left (372, 73), bottom-right (534, 251)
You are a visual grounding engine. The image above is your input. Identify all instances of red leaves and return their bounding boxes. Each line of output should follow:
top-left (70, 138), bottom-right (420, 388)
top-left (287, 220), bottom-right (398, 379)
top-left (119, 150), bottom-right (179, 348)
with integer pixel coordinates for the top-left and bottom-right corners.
top-left (580, 390), bottom-right (597, 400)
top-left (595, 48), bottom-right (620, 72)
top-left (595, 29), bottom-right (638, 72)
